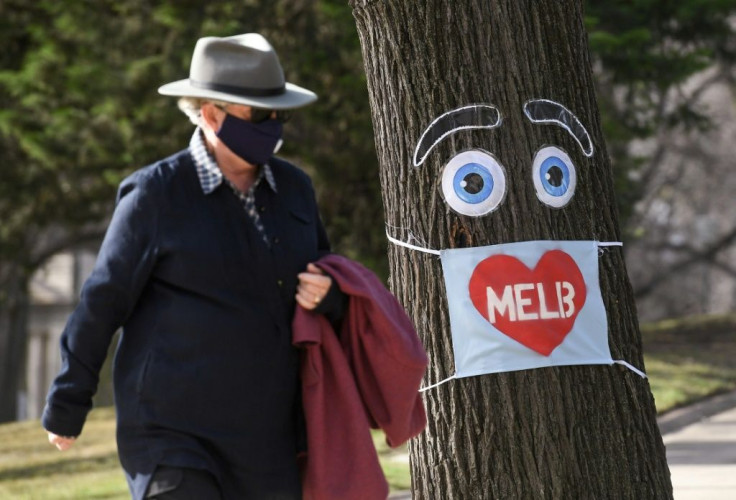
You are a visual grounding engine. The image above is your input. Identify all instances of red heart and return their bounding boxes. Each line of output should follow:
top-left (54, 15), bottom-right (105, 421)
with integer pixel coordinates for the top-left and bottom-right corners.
top-left (468, 250), bottom-right (586, 356)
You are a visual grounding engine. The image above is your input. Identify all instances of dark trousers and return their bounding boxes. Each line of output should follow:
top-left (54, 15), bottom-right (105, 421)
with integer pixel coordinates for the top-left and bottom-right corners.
top-left (145, 466), bottom-right (221, 499)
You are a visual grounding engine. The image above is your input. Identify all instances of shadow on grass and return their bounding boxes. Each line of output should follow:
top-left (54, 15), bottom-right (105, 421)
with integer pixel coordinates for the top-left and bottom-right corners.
top-left (76, 495), bottom-right (126, 500)
top-left (0, 453), bottom-right (120, 482)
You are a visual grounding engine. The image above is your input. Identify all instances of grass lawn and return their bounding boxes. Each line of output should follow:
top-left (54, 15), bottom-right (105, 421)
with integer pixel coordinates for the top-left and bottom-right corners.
top-left (642, 313), bottom-right (736, 413)
top-left (0, 407), bottom-right (127, 499)
top-left (2, 314), bottom-right (734, 498)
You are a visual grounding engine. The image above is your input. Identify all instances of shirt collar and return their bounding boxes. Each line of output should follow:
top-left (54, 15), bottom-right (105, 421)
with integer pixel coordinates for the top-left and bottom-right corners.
top-left (189, 127), bottom-right (277, 195)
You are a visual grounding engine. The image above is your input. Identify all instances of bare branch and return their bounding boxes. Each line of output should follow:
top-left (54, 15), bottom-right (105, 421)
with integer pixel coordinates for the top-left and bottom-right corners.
top-left (634, 225), bottom-right (736, 298)
top-left (28, 222), bottom-right (108, 270)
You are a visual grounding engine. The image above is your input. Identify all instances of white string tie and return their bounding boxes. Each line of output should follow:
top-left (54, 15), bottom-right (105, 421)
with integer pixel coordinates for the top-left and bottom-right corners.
top-left (385, 229), bottom-right (441, 256)
top-left (613, 360), bottom-right (647, 378)
top-left (419, 374), bottom-right (457, 392)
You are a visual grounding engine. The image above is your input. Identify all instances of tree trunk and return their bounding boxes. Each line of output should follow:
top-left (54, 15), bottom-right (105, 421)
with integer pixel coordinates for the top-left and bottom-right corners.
top-left (0, 263), bottom-right (30, 422)
top-left (350, 0), bottom-right (672, 498)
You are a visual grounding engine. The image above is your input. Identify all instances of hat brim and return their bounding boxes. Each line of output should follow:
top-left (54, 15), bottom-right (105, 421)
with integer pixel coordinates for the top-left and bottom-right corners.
top-left (158, 78), bottom-right (317, 110)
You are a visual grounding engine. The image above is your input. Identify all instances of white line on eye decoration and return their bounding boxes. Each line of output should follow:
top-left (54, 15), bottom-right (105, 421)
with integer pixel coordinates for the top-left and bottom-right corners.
top-left (523, 99), bottom-right (594, 157)
top-left (413, 104), bottom-right (502, 167)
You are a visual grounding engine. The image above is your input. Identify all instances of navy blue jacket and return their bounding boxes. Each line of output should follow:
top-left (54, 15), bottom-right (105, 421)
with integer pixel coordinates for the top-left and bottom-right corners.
top-left (42, 149), bottom-right (330, 499)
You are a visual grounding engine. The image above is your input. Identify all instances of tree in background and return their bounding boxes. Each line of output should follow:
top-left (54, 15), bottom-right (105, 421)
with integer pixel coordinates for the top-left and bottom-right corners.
top-left (1, 0), bottom-right (734, 421)
top-left (351, 0), bottom-right (671, 497)
top-left (0, 0), bottom-right (193, 422)
top-left (585, 1), bottom-right (736, 318)
top-left (587, 0), bottom-right (736, 227)
top-left (258, 0), bottom-right (386, 272)
top-left (0, 0), bottom-right (381, 421)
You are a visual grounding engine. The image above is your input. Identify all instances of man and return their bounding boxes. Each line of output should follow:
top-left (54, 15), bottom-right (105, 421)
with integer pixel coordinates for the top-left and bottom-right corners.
top-left (42, 33), bottom-right (342, 499)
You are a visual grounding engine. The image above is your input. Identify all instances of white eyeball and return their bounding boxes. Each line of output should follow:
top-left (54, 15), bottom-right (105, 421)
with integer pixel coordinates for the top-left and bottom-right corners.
top-left (441, 150), bottom-right (507, 216)
top-left (532, 146), bottom-right (576, 208)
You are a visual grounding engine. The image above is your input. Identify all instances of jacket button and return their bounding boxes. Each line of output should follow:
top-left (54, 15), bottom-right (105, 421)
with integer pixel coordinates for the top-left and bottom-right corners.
top-left (273, 237), bottom-right (280, 244)
top-left (277, 279), bottom-right (283, 287)
top-left (259, 206), bottom-right (266, 212)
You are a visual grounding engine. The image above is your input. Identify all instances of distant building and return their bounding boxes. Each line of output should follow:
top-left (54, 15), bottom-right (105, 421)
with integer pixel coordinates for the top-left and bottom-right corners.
top-left (22, 248), bottom-right (111, 420)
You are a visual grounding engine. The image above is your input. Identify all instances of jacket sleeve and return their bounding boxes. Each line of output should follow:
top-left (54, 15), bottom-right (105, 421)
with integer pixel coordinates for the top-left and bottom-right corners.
top-left (313, 273), bottom-right (348, 327)
top-left (41, 171), bottom-right (161, 437)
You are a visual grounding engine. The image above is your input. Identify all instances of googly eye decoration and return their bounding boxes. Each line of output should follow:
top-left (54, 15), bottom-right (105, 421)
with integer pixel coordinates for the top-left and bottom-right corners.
top-left (442, 149), bottom-right (507, 216)
top-left (532, 146), bottom-right (577, 208)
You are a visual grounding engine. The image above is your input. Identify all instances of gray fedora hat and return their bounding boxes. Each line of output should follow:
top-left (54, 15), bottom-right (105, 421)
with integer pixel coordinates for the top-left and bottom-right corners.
top-left (158, 33), bottom-right (317, 110)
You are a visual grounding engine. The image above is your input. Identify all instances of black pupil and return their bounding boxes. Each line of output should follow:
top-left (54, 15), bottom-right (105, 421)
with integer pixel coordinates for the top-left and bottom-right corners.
top-left (546, 166), bottom-right (564, 187)
top-left (463, 173), bottom-right (484, 194)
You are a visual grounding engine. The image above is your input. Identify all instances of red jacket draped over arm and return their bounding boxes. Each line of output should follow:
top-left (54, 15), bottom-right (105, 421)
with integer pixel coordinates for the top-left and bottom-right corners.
top-left (293, 254), bottom-right (428, 500)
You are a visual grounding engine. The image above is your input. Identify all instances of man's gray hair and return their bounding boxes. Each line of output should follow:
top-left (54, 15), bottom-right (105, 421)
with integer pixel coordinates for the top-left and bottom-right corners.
top-left (177, 97), bottom-right (231, 126)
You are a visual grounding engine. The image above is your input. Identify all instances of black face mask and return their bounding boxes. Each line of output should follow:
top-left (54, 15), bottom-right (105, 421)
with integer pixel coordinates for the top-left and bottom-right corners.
top-left (216, 113), bottom-right (283, 165)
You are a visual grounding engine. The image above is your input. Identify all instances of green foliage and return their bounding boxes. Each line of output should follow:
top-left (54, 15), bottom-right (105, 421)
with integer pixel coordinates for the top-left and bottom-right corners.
top-left (247, 0), bottom-right (386, 275)
top-left (0, 0), bottom-right (192, 265)
top-left (1, 0), bottom-right (733, 281)
top-left (585, 0), bottom-right (736, 229)
top-left (0, 0), bottom-right (384, 280)
top-left (587, 0), bottom-right (734, 95)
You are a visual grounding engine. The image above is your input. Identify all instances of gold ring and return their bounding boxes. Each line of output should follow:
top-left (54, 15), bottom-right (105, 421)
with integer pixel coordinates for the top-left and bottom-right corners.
top-left (314, 295), bottom-right (321, 304)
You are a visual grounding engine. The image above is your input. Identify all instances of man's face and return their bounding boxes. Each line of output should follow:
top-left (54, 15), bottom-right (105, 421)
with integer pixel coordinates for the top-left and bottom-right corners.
top-left (211, 103), bottom-right (287, 125)
top-left (209, 103), bottom-right (255, 129)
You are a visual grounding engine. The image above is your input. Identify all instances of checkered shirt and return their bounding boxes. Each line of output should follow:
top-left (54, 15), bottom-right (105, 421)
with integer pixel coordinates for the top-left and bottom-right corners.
top-left (189, 128), bottom-right (277, 246)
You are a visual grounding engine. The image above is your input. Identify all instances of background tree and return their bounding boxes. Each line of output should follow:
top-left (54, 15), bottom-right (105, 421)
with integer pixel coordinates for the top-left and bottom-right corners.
top-left (585, 1), bottom-right (736, 319)
top-left (1, 0), bottom-right (734, 423)
top-left (351, 0), bottom-right (672, 497)
top-left (0, 0), bottom-right (212, 421)
top-left (0, 0), bottom-right (380, 421)
top-left (586, 0), bottom-right (736, 228)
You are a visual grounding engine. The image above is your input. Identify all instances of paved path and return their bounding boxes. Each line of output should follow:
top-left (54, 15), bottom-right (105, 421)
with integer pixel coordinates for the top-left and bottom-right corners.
top-left (661, 391), bottom-right (736, 499)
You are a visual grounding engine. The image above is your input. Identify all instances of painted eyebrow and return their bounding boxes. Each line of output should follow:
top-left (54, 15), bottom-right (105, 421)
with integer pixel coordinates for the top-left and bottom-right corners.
top-left (413, 104), bottom-right (502, 167)
top-left (523, 99), bottom-right (594, 157)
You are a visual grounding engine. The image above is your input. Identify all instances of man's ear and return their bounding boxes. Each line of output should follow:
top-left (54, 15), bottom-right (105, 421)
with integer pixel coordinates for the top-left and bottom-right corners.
top-left (200, 102), bottom-right (222, 133)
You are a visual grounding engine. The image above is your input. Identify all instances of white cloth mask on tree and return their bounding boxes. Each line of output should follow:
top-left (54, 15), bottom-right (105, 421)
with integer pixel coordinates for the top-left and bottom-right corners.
top-left (386, 234), bottom-right (646, 391)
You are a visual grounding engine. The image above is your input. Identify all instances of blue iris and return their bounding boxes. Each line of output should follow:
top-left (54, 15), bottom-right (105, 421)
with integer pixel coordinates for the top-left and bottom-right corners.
top-left (453, 163), bottom-right (494, 204)
top-left (539, 156), bottom-right (570, 197)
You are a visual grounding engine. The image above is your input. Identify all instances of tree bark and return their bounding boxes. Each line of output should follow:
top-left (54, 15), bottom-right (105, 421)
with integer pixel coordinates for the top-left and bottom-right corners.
top-left (350, 0), bottom-right (672, 498)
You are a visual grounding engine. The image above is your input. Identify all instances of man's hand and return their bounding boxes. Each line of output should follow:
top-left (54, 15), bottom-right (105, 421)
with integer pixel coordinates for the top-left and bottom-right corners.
top-left (296, 263), bottom-right (332, 310)
top-left (48, 432), bottom-right (76, 451)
